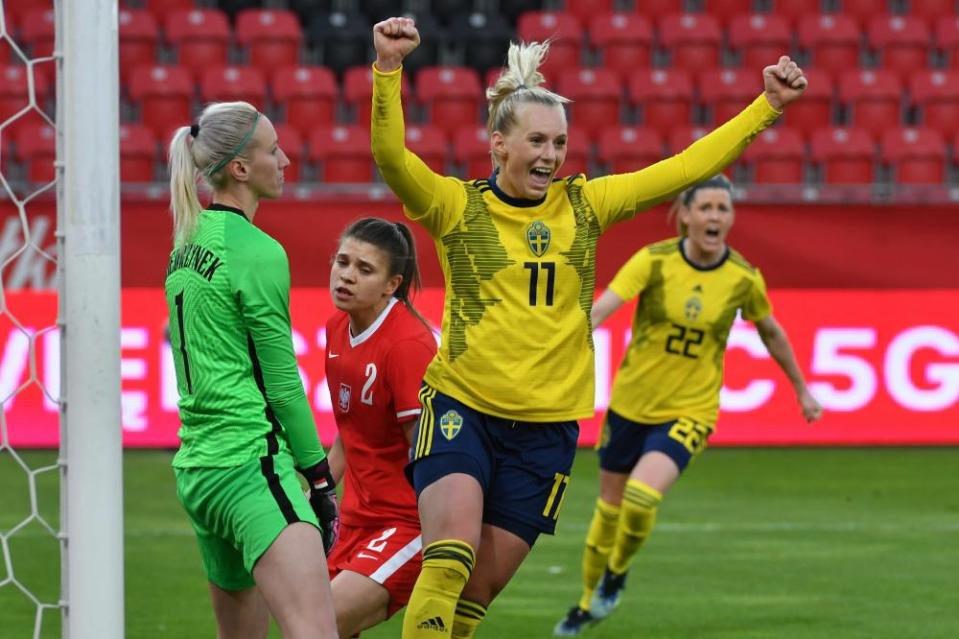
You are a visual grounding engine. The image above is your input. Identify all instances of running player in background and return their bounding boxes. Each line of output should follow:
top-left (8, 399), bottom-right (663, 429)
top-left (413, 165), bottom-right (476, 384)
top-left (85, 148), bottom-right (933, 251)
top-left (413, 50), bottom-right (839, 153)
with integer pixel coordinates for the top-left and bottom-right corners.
top-left (371, 16), bottom-right (807, 639)
top-left (324, 217), bottom-right (437, 637)
top-left (165, 102), bottom-right (339, 638)
top-left (554, 175), bottom-right (823, 636)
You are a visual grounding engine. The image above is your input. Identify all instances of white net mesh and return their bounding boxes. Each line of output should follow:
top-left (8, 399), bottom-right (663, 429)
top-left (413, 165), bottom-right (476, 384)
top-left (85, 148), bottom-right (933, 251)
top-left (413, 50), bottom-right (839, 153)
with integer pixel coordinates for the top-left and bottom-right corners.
top-left (0, 1), bottom-right (63, 637)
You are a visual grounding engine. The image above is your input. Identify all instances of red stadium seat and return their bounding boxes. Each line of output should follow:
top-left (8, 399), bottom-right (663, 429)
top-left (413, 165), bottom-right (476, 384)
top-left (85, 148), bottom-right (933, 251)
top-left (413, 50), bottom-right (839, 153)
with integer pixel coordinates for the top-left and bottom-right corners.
top-left (798, 14), bottom-right (861, 79)
top-left (588, 13), bottom-right (653, 81)
top-left (119, 9), bottom-right (159, 84)
top-left (880, 127), bottom-right (946, 184)
top-left (910, 0), bottom-right (957, 21)
top-left (936, 16), bottom-right (959, 68)
top-left (165, 9), bottom-right (231, 81)
top-left (810, 127), bottom-right (875, 184)
top-left (597, 126), bottom-right (663, 173)
top-left (728, 14), bottom-right (792, 70)
top-left (128, 64), bottom-right (194, 140)
top-left (558, 125), bottom-right (591, 178)
top-left (452, 126), bottom-right (492, 179)
top-left (343, 66), bottom-right (412, 127)
top-left (141, 0), bottom-right (196, 23)
top-left (516, 11), bottom-right (584, 78)
top-left (15, 122), bottom-right (56, 184)
top-left (631, 0), bottom-right (683, 21)
top-left (272, 123), bottom-right (305, 183)
top-left (199, 66), bottom-right (267, 111)
top-left (272, 66), bottom-right (337, 135)
top-left (628, 69), bottom-right (694, 130)
top-left (766, 0), bottom-right (825, 26)
top-left (659, 14), bottom-right (723, 71)
top-left (667, 126), bottom-right (710, 155)
top-left (0, 0), bottom-right (39, 25)
top-left (20, 8), bottom-right (56, 59)
top-left (698, 68), bottom-right (765, 125)
top-left (701, 0), bottom-right (757, 25)
top-left (416, 66), bottom-right (483, 137)
top-left (910, 71), bottom-right (959, 138)
top-left (0, 65), bottom-right (51, 138)
top-left (235, 9), bottom-right (303, 75)
top-left (836, 0), bottom-right (887, 27)
top-left (309, 125), bottom-right (372, 183)
top-left (119, 124), bottom-right (158, 183)
top-left (868, 15), bottom-right (931, 80)
top-left (742, 127), bottom-right (806, 183)
top-left (405, 125), bottom-right (448, 174)
top-left (781, 68), bottom-right (834, 129)
top-left (839, 70), bottom-right (902, 138)
top-left (557, 68), bottom-right (622, 136)
top-left (565, 0), bottom-right (613, 25)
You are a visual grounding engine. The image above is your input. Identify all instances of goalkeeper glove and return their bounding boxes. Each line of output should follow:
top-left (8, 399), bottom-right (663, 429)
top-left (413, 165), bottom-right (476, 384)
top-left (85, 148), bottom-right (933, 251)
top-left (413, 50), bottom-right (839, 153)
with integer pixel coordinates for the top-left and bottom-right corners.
top-left (300, 459), bottom-right (339, 554)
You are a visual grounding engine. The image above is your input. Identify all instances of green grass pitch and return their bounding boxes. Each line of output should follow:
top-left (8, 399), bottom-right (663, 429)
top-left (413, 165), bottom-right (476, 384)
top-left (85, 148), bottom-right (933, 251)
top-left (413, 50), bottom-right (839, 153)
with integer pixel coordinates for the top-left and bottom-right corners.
top-left (2, 447), bottom-right (957, 638)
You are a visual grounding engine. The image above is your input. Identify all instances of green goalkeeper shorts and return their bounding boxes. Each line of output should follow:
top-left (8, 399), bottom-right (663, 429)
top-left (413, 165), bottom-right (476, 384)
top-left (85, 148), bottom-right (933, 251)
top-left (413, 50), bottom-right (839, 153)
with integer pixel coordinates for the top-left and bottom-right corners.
top-left (174, 450), bottom-right (319, 591)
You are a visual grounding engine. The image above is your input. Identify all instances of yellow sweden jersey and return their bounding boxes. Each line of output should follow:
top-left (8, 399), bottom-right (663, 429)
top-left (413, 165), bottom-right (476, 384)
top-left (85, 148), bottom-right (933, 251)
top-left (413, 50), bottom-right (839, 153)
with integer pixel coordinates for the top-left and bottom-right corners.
top-left (607, 238), bottom-right (771, 427)
top-left (371, 66), bottom-right (780, 422)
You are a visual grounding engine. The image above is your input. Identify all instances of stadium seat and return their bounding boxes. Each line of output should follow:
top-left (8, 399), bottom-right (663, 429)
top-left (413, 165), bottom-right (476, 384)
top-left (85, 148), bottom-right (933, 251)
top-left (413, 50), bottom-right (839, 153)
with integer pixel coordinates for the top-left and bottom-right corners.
top-left (235, 9), bottom-right (303, 74)
top-left (839, 70), bottom-right (903, 138)
top-left (405, 125), bottom-right (448, 174)
top-left (631, 0), bottom-right (684, 21)
top-left (15, 122), bottom-right (56, 184)
top-left (309, 12), bottom-right (372, 73)
top-left (199, 66), bottom-right (267, 112)
top-left (936, 16), bottom-right (959, 68)
top-left (628, 69), bottom-right (694, 130)
top-left (516, 11), bottom-right (584, 78)
top-left (910, 70), bottom-right (959, 139)
top-left (308, 125), bottom-right (372, 183)
top-left (836, 0), bottom-right (888, 27)
top-left (765, 0), bottom-right (825, 26)
top-left (658, 14), bottom-right (723, 71)
top-left (558, 126), bottom-right (591, 178)
top-left (597, 126), bottom-right (663, 174)
top-left (20, 8), bottom-right (55, 59)
top-left (781, 68), bottom-right (834, 129)
top-left (742, 127), bottom-right (806, 183)
top-left (0, 0), bottom-right (39, 25)
top-left (448, 12), bottom-right (514, 74)
top-left (343, 65), bottom-right (412, 127)
top-left (128, 64), bottom-right (194, 140)
top-left (420, 0), bottom-right (473, 25)
top-left (119, 124), bottom-right (158, 183)
top-left (141, 0), bottom-right (196, 23)
top-left (701, 0), bottom-right (758, 25)
top-left (588, 13), bottom-right (653, 81)
top-left (910, 0), bottom-right (958, 22)
top-left (557, 68), bottom-right (622, 136)
top-left (415, 66), bottom-right (483, 137)
top-left (500, 0), bottom-right (549, 24)
top-left (728, 14), bottom-right (792, 70)
top-left (119, 9), bottom-right (159, 84)
top-left (288, 0), bottom-right (334, 26)
top-left (165, 9), bottom-right (231, 81)
top-left (867, 15), bottom-right (931, 80)
top-left (798, 14), bottom-right (861, 79)
top-left (698, 68), bottom-right (765, 125)
top-left (272, 123), bottom-right (305, 183)
top-left (0, 65), bottom-right (51, 138)
top-left (452, 126), bottom-right (492, 179)
top-left (271, 66), bottom-right (337, 135)
top-left (880, 127), bottom-right (946, 184)
top-left (565, 0), bottom-right (613, 25)
top-left (810, 127), bottom-right (875, 184)
top-left (667, 126), bottom-right (710, 155)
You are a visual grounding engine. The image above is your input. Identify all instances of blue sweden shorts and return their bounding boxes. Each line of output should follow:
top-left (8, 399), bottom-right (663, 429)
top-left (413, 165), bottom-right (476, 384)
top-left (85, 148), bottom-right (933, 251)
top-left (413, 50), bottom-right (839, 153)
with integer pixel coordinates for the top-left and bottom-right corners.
top-left (597, 409), bottom-right (715, 474)
top-left (406, 385), bottom-right (579, 547)
top-left (174, 450), bottom-right (318, 591)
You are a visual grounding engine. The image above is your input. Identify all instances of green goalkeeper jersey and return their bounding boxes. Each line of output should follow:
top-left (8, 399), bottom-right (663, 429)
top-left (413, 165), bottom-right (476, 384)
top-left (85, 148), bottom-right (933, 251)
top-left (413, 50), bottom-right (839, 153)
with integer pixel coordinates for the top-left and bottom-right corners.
top-left (165, 204), bottom-right (325, 471)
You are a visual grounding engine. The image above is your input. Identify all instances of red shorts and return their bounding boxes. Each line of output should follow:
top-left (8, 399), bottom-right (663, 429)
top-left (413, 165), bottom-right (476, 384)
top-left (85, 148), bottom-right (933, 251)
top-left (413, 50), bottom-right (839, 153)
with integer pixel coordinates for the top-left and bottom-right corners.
top-left (328, 522), bottom-right (422, 616)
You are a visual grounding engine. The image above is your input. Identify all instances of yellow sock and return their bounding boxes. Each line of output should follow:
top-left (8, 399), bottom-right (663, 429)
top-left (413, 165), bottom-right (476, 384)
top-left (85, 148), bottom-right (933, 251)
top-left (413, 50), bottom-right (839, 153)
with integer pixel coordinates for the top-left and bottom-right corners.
top-left (451, 599), bottom-right (487, 639)
top-left (402, 540), bottom-right (475, 639)
top-left (577, 498), bottom-right (621, 610)
top-left (608, 479), bottom-right (662, 575)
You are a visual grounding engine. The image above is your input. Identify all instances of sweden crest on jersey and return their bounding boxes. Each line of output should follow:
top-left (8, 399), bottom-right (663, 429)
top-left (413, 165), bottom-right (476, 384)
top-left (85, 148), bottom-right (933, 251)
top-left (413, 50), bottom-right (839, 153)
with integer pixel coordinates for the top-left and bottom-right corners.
top-left (439, 410), bottom-right (463, 440)
top-left (526, 220), bottom-right (551, 257)
top-left (685, 296), bottom-right (703, 322)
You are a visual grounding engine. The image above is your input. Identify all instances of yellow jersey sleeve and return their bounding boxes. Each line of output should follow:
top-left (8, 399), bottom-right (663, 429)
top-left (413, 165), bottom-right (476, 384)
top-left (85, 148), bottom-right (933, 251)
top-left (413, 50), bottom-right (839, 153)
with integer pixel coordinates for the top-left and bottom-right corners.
top-left (583, 94), bottom-right (781, 229)
top-left (742, 267), bottom-right (772, 322)
top-left (607, 248), bottom-right (651, 302)
top-left (371, 65), bottom-right (467, 237)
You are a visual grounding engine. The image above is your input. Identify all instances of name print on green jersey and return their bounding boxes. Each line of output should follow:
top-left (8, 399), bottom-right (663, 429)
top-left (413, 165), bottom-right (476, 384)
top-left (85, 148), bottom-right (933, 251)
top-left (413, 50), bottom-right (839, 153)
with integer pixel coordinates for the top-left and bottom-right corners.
top-left (166, 243), bottom-right (224, 282)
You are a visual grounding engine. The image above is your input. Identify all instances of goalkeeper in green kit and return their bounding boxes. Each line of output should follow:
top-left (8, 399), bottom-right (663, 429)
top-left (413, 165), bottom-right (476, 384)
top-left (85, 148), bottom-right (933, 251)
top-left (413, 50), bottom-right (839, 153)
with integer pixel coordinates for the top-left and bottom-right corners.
top-left (165, 101), bottom-right (340, 639)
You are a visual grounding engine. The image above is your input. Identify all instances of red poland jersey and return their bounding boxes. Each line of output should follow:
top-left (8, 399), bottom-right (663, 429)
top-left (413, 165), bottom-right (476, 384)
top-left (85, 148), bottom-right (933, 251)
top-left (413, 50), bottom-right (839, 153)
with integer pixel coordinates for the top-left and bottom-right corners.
top-left (325, 298), bottom-right (437, 528)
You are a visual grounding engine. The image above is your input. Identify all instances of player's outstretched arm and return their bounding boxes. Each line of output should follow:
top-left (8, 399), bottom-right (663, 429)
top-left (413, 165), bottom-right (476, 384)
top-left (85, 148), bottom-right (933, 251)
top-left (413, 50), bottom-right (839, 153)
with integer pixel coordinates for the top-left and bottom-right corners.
top-left (591, 290), bottom-right (626, 329)
top-left (755, 315), bottom-right (823, 423)
top-left (762, 55), bottom-right (808, 111)
top-left (373, 16), bottom-right (420, 72)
